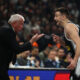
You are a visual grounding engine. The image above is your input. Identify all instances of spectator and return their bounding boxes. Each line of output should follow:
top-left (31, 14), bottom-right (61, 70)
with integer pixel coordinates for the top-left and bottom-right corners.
top-left (15, 50), bottom-right (30, 66)
top-left (57, 47), bottom-right (65, 60)
top-left (56, 47), bottom-right (66, 68)
top-left (39, 47), bottom-right (51, 62)
top-left (44, 50), bottom-right (57, 68)
top-left (29, 47), bottom-right (40, 67)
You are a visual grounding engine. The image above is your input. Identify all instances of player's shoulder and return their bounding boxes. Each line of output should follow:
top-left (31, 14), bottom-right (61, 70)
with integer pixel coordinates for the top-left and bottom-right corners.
top-left (65, 23), bottom-right (78, 34)
top-left (66, 23), bottom-right (77, 30)
top-left (66, 23), bottom-right (75, 28)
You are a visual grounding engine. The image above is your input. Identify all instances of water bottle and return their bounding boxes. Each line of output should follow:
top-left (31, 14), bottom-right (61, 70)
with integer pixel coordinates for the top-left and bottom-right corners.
top-left (27, 60), bottom-right (30, 67)
top-left (56, 60), bottom-right (60, 68)
top-left (31, 60), bottom-right (35, 67)
top-left (14, 61), bottom-right (19, 66)
top-left (40, 60), bottom-right (44, 67)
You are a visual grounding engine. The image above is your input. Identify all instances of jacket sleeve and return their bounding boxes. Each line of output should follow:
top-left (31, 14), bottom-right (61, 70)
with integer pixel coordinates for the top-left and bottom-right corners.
top-left (3, 28), bottom-right (32, 54)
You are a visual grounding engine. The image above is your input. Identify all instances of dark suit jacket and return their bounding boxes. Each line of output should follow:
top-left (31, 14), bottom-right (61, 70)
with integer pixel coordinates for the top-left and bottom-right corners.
top-left (44, 59), bottom-right (57, 68)
top-left (0, 27), bottom-right (32, 80)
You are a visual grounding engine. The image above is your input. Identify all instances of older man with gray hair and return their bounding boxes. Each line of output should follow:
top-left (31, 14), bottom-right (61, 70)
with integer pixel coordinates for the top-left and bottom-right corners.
top-left (0, 14), bottom-right (44, 80)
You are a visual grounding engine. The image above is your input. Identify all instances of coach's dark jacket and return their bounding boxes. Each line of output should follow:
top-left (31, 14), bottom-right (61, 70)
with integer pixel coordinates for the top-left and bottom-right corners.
top-left (0, 26), bottom-right (32, 80)
top-left (0, 25), bottom-right (55, 80)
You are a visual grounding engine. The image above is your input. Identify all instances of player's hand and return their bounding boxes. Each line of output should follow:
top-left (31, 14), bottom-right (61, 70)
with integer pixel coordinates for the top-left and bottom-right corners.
top-left (30, 33), bottom-right (44, 44)
top-left (52, 34), bottom-right (65, 47)
top-left (67, 59), bottom-right (77, 70)
top-left (52, 34), bottom-right (60, 43)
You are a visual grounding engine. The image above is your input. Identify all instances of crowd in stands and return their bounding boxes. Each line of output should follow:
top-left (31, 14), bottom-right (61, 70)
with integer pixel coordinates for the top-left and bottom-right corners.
top-left (0, 0), bottom-right (80, 68)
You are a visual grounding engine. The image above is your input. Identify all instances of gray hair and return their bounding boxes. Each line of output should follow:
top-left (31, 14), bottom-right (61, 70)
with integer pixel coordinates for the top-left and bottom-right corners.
top-left (8, 14), bottom-right (25, 23)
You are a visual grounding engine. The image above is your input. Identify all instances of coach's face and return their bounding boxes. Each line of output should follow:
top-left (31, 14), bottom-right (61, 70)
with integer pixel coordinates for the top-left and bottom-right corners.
top-left (54, 11), bottom-right (64, 26)
top-left (13, 19), bottom-right (24, 32)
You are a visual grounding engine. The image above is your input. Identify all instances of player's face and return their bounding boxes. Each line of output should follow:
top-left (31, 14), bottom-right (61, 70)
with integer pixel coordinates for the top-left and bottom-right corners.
top-left (54, 11), bottom-right (63, 26)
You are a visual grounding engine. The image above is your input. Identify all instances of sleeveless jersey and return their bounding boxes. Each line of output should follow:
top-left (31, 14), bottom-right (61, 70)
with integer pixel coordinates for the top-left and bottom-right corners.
top-left (63, 22), bottom-right (80, 58)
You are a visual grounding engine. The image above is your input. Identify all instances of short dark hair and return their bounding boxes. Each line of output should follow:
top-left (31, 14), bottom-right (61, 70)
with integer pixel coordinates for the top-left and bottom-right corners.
top-left (48, 49), bottom-right (57, 55)
top-left (54, 7), bottom-right (70, 18)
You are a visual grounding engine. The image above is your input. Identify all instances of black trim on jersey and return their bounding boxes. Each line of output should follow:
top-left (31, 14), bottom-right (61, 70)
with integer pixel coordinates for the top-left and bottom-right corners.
top-left (63, 23), bottom-right (80, 58)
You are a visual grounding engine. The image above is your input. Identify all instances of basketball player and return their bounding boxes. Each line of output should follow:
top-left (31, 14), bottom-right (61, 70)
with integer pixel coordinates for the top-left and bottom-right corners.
top-left (54, 7), bottom-right (80, 80)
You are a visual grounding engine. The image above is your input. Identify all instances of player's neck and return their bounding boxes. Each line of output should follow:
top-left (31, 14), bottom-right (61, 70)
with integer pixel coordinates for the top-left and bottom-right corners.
top-left (62, 19), bottom-right (70, 28)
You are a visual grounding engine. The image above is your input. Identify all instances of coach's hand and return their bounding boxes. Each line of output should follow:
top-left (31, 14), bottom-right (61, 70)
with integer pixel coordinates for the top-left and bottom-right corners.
top-left (30, 33), bottom-right (44, 44)
top-left (67, 59), bottom-right (77, 70)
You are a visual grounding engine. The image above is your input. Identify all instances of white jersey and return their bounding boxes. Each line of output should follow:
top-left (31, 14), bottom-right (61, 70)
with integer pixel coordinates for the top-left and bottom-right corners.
top-left (64, 23), bottom-right (79, 49)
top-left (64, 22), bottom-right (80, 77)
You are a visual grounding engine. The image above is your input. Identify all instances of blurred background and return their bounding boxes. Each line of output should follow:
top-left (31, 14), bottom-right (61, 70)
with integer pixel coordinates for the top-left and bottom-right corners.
top-left (0, 0), bottom-right (80, 68)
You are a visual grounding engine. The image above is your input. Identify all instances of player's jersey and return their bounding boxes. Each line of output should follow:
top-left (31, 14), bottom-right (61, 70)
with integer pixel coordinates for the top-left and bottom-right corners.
top-left (63, 21), bottom-right (80, 78)
top-left (63, 22), bottom-right (80, 58)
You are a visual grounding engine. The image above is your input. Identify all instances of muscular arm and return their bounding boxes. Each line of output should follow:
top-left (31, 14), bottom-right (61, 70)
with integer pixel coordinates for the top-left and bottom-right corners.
top-left (66, 24), bottom-right (80, 62)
